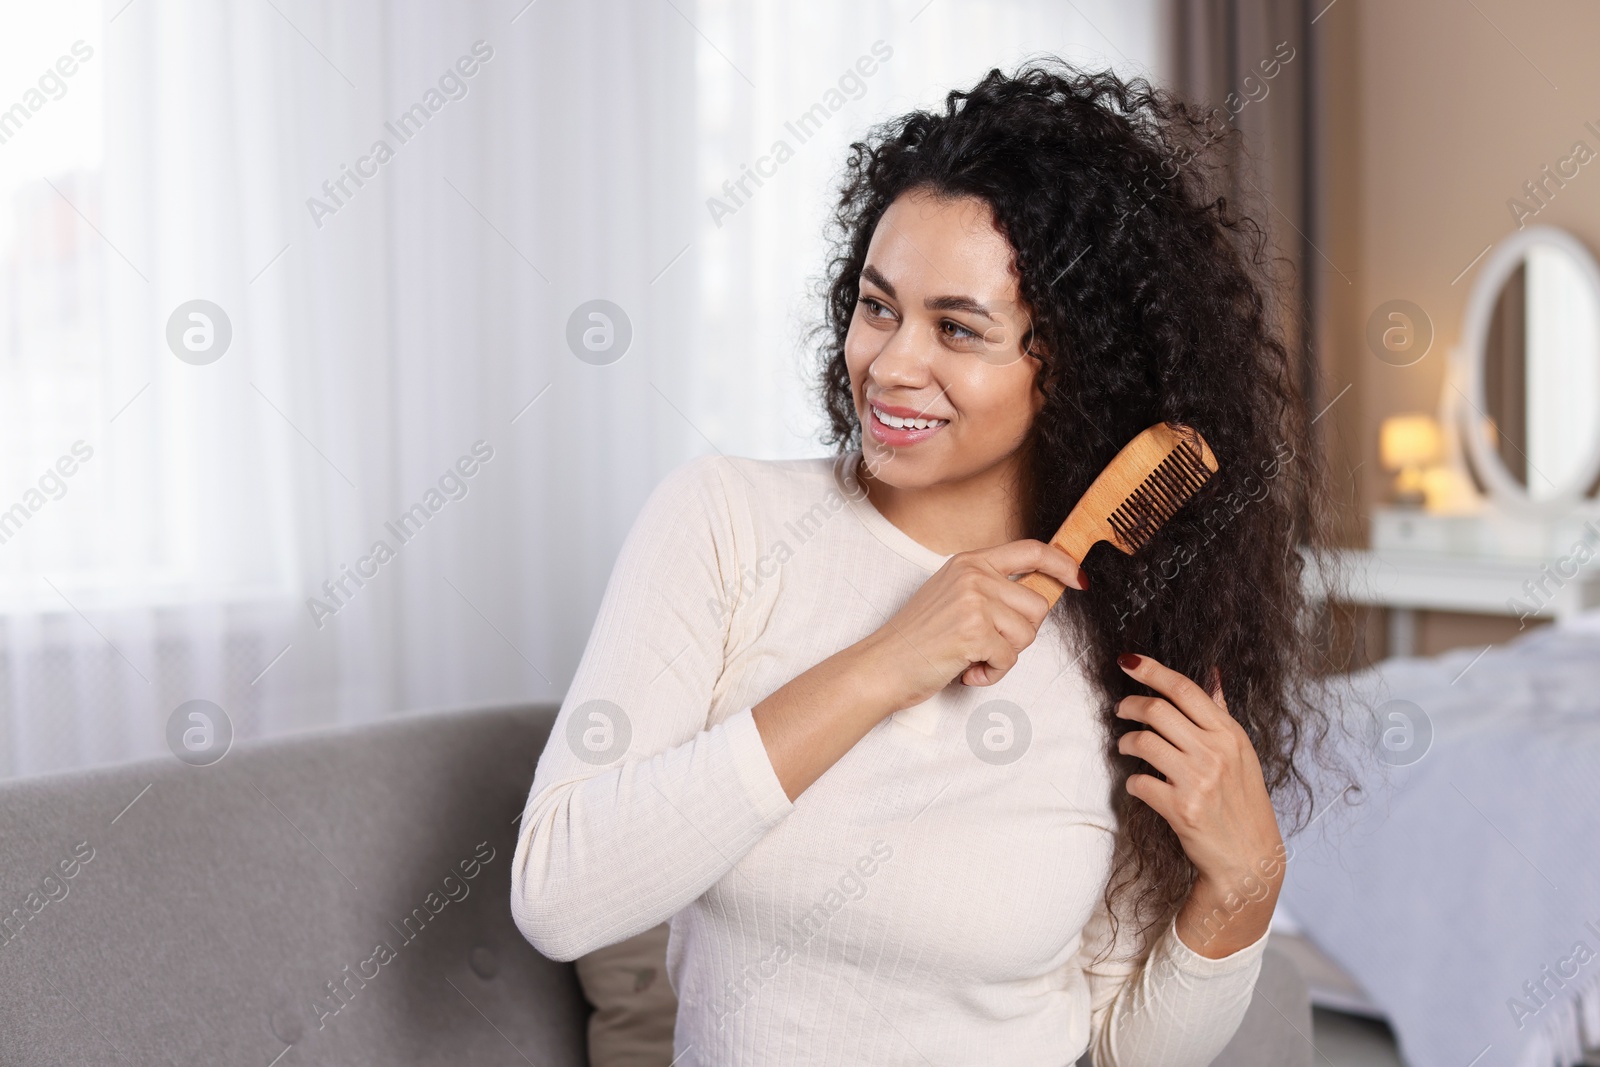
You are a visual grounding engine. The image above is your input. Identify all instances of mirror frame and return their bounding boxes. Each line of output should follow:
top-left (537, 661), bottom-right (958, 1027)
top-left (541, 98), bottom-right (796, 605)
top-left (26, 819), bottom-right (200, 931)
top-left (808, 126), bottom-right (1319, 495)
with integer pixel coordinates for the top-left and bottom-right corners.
top-left (1458, 224), bottom-right (1600, 514)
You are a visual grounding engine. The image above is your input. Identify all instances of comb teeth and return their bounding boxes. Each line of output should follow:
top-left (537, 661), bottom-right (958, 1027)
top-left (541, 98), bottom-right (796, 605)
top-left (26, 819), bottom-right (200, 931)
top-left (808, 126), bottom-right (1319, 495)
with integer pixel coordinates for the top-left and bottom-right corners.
top-left (1107, 439), bottom-right (1213, 551)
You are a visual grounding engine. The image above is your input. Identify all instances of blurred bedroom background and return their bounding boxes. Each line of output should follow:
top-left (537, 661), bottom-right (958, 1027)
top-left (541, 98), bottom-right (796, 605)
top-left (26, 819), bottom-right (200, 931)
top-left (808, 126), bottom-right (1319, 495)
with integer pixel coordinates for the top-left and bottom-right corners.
top-left (0, 0), bottom-right (1175, 776)
top-left (3, 3), bottom-right (1599, 1066)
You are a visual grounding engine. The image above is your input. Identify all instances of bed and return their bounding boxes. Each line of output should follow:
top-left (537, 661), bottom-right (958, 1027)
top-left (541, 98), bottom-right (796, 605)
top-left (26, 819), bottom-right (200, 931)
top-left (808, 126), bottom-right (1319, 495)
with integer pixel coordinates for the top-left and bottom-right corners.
top-left (1270, 610), bottom-right (1600, 1067)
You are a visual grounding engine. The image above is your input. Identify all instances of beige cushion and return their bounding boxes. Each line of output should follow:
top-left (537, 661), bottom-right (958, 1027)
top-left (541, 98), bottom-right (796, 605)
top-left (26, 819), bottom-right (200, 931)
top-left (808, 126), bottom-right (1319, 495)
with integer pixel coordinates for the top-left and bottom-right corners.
top-left (574, 923), bottom-right (677, 1066)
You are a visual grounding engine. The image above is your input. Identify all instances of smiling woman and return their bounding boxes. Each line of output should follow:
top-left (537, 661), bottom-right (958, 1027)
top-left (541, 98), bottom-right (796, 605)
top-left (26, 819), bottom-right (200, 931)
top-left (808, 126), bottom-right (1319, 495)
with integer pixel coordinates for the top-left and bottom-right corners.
top-left (813, 53), bottom-right (1359, 957)
top-left (512, 55), bottom-right (1354, 1067)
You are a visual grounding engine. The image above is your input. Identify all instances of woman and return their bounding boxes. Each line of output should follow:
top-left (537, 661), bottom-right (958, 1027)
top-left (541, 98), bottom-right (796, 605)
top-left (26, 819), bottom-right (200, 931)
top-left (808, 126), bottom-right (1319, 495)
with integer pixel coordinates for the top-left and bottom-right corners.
top-left (513, 59), bottom-right (1346, 1066)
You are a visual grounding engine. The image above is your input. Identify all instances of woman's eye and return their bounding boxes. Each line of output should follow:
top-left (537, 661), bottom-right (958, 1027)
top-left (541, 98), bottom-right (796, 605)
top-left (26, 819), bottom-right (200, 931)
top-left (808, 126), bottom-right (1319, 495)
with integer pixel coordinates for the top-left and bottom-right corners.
top-left (940, 319), bottom-right (978, 342)
top-left (858, 296), bottom-right (893, 319)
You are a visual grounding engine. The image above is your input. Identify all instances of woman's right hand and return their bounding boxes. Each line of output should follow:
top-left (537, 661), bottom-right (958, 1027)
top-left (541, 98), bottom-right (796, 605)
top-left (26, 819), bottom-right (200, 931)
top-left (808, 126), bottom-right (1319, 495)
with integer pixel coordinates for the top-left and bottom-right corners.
top-left (862, 539), bottom-right (1087, 712)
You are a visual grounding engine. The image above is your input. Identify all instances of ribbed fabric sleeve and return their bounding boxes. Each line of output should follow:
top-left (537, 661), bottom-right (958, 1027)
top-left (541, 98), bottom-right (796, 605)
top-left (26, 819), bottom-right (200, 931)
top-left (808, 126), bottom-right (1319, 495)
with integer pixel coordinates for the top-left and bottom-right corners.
top-left (510, 456), bottom-right (795, 961)
top-left (1079, 890), bottom-right (1269, 1066)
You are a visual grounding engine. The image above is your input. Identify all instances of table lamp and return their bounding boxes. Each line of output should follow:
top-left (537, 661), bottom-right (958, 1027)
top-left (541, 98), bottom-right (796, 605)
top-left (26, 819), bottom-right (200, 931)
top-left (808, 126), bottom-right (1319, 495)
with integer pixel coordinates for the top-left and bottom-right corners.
top-left (1380, 414), bottom-right (1442, 508)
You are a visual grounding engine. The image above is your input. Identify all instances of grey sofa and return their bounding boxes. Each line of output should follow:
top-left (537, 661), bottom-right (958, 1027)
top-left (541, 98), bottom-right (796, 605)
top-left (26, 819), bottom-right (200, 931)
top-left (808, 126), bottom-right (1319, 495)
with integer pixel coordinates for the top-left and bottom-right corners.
top-left (0, 703), bottom-right (1313, 1066)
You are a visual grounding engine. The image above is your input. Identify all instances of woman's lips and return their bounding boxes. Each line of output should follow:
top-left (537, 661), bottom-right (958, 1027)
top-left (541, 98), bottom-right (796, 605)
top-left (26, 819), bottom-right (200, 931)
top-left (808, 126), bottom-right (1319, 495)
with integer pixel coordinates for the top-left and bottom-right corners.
top-left (866, 404), bottom-right (949, 446)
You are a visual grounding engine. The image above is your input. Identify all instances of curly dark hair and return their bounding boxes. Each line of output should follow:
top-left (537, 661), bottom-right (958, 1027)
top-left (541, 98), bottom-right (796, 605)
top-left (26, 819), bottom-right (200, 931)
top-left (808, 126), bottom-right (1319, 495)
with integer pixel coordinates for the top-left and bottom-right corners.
top-left (808, 58), bottom-right (1359, 960)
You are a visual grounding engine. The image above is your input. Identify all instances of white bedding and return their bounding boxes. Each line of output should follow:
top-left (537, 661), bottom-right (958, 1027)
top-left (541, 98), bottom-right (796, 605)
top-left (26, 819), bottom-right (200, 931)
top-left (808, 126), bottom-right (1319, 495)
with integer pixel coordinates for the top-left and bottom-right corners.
top-left (1279, 611), bottom-right (1600, 1067)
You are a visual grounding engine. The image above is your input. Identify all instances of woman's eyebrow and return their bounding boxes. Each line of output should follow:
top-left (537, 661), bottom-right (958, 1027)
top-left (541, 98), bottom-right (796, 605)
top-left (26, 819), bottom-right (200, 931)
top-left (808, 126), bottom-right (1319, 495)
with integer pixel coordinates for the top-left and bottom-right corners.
top-left (925, 294), bottom-right (995, 321)
top-left (861, 264), bottom-right (996, 322)
top-left (860, 264), bottom-right (896, 297)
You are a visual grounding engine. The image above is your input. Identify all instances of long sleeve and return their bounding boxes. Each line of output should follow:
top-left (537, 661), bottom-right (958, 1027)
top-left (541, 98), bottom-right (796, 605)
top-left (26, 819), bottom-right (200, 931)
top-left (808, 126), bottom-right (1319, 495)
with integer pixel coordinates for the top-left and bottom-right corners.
top-left (509, 455), bottom-right (795, 962)
top-left (1076, 888), bottom-right (1268, 1066)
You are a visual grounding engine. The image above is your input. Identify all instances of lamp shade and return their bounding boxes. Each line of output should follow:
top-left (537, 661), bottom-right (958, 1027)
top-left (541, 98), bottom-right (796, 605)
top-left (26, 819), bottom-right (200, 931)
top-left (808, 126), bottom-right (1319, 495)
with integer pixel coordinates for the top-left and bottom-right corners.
top-left (1380, 414), bottom-right (1442, 470)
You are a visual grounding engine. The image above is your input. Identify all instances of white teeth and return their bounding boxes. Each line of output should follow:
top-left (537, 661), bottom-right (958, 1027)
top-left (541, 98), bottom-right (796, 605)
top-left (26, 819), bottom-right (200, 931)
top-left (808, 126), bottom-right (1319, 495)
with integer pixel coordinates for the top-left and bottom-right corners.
top-left (873, 406), bottom-right (948, 431)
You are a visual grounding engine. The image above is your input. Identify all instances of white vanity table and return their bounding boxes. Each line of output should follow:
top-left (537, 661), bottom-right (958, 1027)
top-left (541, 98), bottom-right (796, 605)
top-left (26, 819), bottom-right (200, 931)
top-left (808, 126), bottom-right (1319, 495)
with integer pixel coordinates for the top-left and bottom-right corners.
top-left (1306, 508), bottom-right (1600, 656)
top-left (1306, 225), bottom-right (1600, 657)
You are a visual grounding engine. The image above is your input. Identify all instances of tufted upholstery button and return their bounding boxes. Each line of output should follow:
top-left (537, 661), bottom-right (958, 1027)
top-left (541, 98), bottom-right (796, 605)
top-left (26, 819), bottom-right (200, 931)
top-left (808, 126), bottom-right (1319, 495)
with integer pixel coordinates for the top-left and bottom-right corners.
top-left (469, 944), bottom-right (499, 980)
top-left (269, 1007), bottom-right (304, 1045)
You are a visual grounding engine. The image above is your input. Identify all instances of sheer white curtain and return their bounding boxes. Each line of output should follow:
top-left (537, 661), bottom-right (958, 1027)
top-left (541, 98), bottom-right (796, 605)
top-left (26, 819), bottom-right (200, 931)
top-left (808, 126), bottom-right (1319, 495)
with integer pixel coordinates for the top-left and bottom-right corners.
top-left (0, 0), bottom-right (696, 777)
top-left (0, 0), bottom-right (1162, 779)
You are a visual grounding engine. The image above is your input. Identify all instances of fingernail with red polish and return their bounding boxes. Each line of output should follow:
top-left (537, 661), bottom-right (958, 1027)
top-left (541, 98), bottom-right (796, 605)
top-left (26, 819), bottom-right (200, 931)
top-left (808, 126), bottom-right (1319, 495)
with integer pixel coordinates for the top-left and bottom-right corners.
top-left (1078, 568), bottom-right (1090, 591)
top-left (1117, 653), bottom-right (1141, 670)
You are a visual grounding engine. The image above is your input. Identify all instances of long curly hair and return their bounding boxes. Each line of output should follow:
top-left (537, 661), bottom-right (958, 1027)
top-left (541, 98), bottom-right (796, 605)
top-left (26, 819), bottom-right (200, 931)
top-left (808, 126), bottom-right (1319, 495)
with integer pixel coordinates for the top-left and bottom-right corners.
top-left (809, 58), bottom-right (1358, 960)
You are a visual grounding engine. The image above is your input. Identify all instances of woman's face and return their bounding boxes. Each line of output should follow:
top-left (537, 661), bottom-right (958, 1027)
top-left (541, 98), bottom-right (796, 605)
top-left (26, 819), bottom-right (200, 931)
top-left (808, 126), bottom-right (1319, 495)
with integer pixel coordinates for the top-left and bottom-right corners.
top-left (846, 188), bottom-right (1046, 490)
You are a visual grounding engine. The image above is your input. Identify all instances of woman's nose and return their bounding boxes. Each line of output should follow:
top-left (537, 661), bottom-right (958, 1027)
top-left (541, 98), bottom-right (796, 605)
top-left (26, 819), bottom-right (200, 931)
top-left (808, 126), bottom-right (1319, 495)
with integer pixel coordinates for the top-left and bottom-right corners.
top-left (868, 318), bottom-right (934, 385)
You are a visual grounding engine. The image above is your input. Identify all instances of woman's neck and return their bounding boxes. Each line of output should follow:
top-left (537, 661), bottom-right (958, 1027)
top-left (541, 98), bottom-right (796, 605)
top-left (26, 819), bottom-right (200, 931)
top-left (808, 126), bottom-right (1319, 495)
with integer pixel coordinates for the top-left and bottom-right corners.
top-left (859, 450), bottom-right (1031, 556)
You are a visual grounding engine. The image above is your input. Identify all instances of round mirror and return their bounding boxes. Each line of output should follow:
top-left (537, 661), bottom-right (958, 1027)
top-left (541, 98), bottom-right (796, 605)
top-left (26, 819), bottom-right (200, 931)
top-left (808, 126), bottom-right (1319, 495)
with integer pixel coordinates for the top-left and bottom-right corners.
top-left (1459, 226), bottom-right (1600, 511)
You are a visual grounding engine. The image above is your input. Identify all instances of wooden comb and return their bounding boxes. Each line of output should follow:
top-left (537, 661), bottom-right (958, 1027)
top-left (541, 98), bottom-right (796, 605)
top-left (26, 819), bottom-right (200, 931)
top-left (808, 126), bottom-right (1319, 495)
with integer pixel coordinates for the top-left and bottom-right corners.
top-left (1017, 423), bottom-right (1219, 609)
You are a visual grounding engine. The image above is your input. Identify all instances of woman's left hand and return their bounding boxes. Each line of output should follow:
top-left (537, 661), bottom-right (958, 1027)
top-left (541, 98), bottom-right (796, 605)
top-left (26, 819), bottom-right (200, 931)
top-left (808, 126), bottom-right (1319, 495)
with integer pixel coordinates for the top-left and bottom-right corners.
top-left (1113, 652), bottom-right (1285, 957)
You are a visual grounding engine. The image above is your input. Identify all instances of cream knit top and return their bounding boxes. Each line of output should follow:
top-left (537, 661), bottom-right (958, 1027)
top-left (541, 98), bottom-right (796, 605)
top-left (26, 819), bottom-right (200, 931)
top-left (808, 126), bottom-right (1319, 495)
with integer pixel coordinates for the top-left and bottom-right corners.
top-left (511, 451), bottom-right (1268, 1066)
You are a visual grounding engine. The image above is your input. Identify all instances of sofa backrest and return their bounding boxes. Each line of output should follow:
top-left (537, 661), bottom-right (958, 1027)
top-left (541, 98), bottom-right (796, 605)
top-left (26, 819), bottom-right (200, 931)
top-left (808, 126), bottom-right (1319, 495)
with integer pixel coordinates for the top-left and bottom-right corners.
top-left (0, 703), bottom-right (588, 1067)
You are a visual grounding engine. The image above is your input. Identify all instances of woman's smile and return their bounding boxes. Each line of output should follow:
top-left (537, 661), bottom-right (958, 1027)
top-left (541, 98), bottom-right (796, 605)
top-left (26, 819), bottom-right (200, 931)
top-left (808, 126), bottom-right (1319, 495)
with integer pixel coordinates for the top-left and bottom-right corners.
top-left (866, 399), bottom-right (950, 445)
